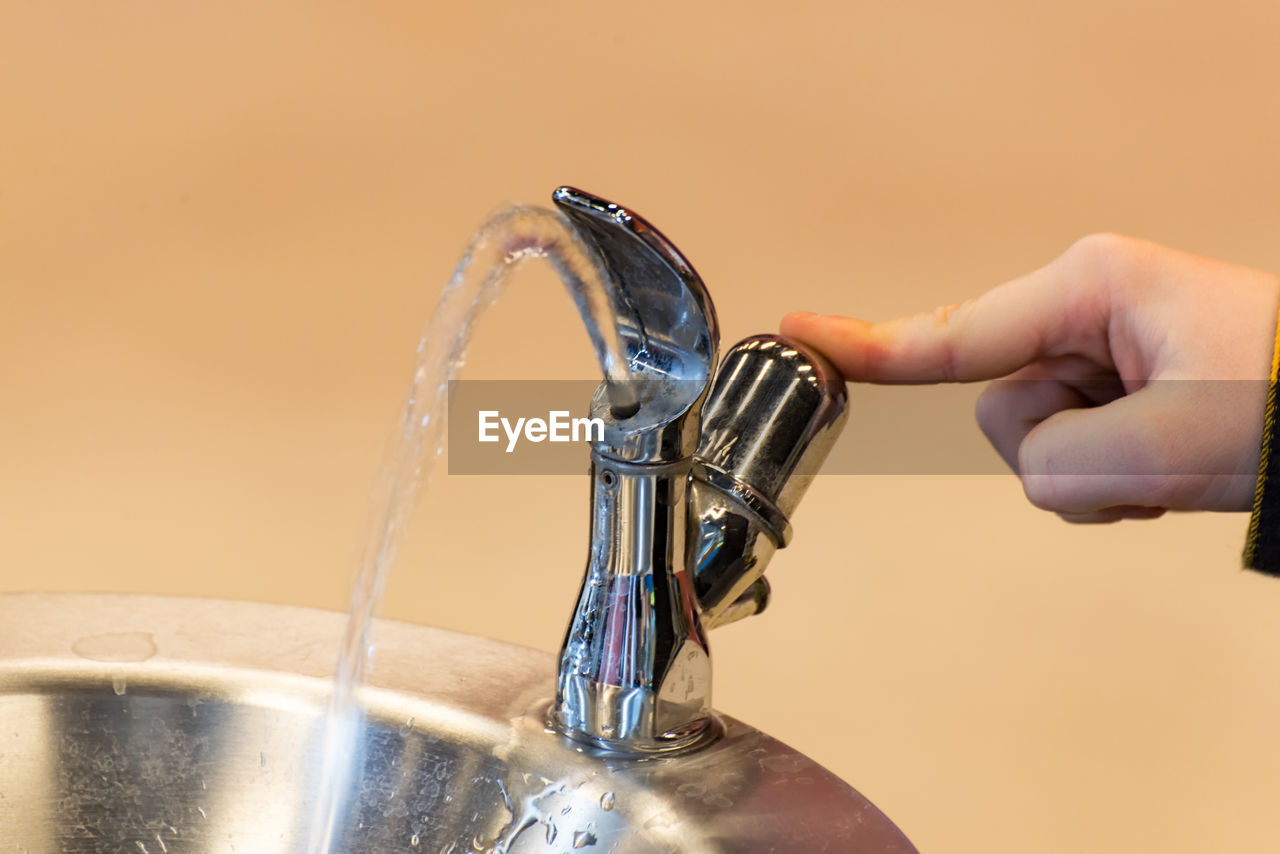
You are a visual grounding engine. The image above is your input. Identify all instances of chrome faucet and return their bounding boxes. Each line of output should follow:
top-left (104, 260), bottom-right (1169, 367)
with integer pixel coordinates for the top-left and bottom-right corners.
top-left (551, 187), bottom-right (848, 755)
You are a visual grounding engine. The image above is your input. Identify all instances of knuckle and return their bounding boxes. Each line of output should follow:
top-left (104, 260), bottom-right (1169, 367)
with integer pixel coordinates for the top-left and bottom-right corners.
top-left (1020, 473), bottom-right (1061, 511)
top-left (938, 341), bottom-right (960, 383)
top-left (1063, 232), bottom-right (1138, 270)
top-left (1017, 441), bottom-right (1061, 510)
top-left (1061, 233), bottom-right (1146, 301)
top-left (858, 334), bottom-right (892, 378)
top-left (1050, 233), bottom-right (1141, 324)
top-left (973, 386), bottom-right (1005, 439)
top-left (930, 301), bottom-right (967, 326)
top-left (928, 299), bottom-right (974, 382)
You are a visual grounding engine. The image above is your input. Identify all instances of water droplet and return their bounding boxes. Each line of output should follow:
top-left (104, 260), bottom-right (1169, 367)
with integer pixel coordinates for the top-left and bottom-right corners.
top-left (111, 676), bottom-right (126, 696)
top-left (197, 807), bottom-right (206, 819)
top-left (136, 842), bottom-right (149, 854)
top-left (676, 782), bottom-right (706, 798)
top-left (599, 791), bottom-right (615, 811)
top-left (761, 753), bottom-right (812, 774)
top-left (642, 811), bottom-right (676, 830)
top-left (410, 833), bottom-right (420, 847)
top-left (399, 716), bottom-right (416, 736)
top-left (73, 631), bottom-right (157, 662)
top-left (154, 834), bottom-right (168, 853)
top-left (260, 751), bottom-right (266, 767)
top-left (496, 778), bottom-right (513, 812)
top-left (571, 830), bottom-right (597, 848)
top-left (544, 821), bottom-right (558, 845)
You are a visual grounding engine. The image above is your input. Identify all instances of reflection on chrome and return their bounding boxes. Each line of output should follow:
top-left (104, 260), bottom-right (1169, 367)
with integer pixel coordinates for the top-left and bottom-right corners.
top-left (550, 189), bottom-right (849, 756)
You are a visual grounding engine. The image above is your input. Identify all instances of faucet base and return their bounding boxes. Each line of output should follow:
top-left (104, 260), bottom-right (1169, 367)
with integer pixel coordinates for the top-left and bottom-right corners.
top-left (552, 687), bottom-right (723, 757)
top-left (554, 454), bottom-right (714, 757)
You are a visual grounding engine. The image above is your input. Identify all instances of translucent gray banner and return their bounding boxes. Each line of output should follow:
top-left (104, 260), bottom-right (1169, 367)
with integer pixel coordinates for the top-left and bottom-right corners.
top-left (446, 379), bottom-right (1270, 476)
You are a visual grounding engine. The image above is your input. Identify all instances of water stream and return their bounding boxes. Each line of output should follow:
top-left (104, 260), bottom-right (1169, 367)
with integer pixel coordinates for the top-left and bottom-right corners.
top-left (305, 203), bottom-right (642, 854)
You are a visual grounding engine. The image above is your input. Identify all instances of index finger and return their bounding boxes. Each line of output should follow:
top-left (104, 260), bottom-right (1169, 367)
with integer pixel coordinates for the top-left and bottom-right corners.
top-left (780, 237), bottom-right (1121, 383)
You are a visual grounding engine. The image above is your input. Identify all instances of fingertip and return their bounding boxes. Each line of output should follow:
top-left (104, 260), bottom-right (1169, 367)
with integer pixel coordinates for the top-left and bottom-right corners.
top-left (779, 311), bottom-right (818, 337)
top-left (780, 312), bottom-right (870, 337)
top-left (778, 313), bottom-right (875, 379)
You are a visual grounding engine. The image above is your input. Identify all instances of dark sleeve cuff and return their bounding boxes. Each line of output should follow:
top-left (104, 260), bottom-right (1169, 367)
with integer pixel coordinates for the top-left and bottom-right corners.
top-left (1243, 310), bottom-right (1280, 575)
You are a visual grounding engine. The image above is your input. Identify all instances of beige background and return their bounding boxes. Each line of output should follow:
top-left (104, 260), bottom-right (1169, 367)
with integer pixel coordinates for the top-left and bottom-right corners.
top-left (3, 2), bottom-right (1280, 852)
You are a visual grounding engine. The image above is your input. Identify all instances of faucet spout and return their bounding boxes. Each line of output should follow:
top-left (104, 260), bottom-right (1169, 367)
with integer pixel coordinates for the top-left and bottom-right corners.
top-left (550, 189), bottom-right (847, 757)
top-left (551, 186), bottom-right (719, 464)
top-left (551, 188), bottom-right (720, 754)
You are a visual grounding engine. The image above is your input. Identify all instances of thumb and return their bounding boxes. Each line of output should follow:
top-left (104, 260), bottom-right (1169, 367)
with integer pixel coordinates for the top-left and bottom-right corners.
top-left (1016, 385), bottom-right (1258, 513)
top-left (1015, 393), bottom-right (1169, 513)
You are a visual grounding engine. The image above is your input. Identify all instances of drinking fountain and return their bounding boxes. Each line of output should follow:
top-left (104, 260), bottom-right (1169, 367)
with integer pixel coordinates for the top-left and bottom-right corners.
top-left (550, 187), bottom-right (852, 756)
top-left (0, 188), bottom-right (918, 853)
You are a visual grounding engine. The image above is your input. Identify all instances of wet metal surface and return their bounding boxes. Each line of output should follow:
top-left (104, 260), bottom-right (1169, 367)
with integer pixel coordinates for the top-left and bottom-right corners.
top-left (0, 594), bottom-right (915, 853)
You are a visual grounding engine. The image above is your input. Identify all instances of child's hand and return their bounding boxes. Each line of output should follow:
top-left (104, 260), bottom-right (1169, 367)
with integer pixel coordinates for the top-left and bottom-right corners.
top-left (781, 234), bottom-right (1280, 522)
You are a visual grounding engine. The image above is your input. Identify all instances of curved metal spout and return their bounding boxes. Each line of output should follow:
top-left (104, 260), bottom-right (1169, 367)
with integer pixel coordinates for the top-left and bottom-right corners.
top-left (552, 187), bottom-right (719, 465)
top-left (552, 188), bottom-right (721, 754)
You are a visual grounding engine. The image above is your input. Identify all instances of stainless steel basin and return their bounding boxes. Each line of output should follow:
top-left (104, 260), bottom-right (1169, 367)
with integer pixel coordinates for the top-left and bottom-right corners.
top-left (0, 593), bottom-right (915, 852)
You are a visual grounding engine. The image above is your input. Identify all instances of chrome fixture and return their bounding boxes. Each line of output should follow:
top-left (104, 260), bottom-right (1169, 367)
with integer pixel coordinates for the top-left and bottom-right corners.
top-left (552, 188), bottom-right (848, 755)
